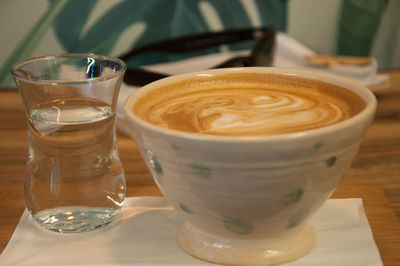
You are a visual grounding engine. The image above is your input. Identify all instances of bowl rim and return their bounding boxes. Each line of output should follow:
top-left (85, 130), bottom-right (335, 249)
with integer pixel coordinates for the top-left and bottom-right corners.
top-left (124, 67), bottom-right (377, 143)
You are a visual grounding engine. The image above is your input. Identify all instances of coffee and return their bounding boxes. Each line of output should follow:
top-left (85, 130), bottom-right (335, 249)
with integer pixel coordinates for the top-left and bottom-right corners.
top-left (133, 73), bottom-right (365, 136)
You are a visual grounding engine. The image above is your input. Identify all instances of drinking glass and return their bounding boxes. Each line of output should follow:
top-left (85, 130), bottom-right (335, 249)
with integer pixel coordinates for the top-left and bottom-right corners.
top-left (11, 54), bottom-right (126, 233)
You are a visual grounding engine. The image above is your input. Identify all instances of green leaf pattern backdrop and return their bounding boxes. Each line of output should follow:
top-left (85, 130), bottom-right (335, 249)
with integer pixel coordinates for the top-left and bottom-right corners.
top-left (0, 0), bottom-right (398, 87)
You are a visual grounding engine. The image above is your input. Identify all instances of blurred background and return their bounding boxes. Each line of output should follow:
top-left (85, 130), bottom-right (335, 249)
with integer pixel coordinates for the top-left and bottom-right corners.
top-left (0, 0), bottom-right (398, 87)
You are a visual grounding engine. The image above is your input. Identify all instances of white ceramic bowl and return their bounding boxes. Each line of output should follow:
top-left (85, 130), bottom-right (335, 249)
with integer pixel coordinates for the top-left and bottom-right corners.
top-left (124, 67), bottom-right (377, 265)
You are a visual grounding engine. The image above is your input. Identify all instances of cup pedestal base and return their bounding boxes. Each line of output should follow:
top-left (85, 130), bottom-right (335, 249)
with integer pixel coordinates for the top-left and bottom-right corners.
top-left (177, 221), bottom-right (316, 266)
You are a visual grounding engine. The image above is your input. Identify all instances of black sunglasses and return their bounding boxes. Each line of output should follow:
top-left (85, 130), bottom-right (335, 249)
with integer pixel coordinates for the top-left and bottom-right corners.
top-left (118, 27), bottom-right (276, 86)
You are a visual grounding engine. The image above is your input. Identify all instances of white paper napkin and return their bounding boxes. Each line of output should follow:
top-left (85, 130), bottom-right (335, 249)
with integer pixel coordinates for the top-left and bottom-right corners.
top-left (0, 197), bottom-right (383, 266)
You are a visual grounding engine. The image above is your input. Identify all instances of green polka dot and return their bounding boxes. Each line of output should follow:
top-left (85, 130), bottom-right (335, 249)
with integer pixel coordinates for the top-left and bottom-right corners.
top-left (148, 152), bottom-right (163, 175)
top-left (287, 209), bottom-right (309, 229)
top-left (179, 202), bottom-right (192, 214)
top-left (171, 143), bottom-right (179, 150)
top-left (281, 188), bottom-right (303, 205)
top-left (223, 218), bottom-right (253, 235)
top-left (314, 140), bottom-right (324, 149)
top-left (326, 156), bottom-right (337, 167)
top-left (191, 164), bottom-right (211, 179)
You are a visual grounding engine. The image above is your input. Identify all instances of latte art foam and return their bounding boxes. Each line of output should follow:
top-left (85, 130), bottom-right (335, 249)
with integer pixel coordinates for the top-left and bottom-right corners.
top-left (134, 73), bottom-right (365, 136)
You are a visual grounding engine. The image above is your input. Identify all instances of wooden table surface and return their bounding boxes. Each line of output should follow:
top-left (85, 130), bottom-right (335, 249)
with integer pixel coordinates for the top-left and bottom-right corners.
top-left (1, 71), bottom-right (399, 265)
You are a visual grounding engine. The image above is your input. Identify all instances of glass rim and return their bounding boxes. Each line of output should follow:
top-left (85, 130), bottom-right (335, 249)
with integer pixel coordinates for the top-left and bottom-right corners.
top-left (10, 53), bottom-right (127, 85)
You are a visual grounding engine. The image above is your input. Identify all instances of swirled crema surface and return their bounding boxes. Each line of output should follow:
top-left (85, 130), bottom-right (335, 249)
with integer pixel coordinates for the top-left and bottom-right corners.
top-left (133, 73), bottom-right (366, 136)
